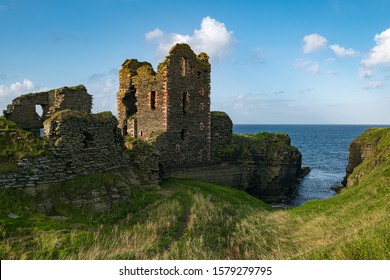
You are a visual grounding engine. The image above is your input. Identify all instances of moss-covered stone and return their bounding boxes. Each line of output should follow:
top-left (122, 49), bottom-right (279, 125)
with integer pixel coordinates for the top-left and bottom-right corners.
top-left (0, 117), bottom-right (44, 174)
top-left (3, 85), bottom-right (92, 136)
top-left (124, 137), bottom-right (160, 188)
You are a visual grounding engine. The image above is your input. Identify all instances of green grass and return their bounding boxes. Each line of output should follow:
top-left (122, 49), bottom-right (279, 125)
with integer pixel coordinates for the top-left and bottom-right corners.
top-left (0, 128), bottom-right (389, 259)
top-left (218, 132), bottom-right (297, 158)
top-left (0, 116), bottom-right (44, 174)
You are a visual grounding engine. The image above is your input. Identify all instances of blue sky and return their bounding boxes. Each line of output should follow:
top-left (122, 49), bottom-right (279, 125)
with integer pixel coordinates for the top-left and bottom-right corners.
top-left (1, 0), bottom-right (390, 124)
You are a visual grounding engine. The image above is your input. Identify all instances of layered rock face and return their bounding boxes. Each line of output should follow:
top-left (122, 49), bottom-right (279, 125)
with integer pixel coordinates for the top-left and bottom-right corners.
top-left (343, 128), bottom-right (390, 188)
top-left (171, 112), bottom-right (303, 203)
top-left (239, 136), bottom-right (302, 203)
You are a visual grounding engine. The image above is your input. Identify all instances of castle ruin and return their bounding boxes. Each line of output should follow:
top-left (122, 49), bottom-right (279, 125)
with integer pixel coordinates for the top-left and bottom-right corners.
top-left (3, 85), bottom-right (92, 137)
top-left (1, 43), bottom-right (304, 204)
top-left (117, 44), bottom-right (213, 172)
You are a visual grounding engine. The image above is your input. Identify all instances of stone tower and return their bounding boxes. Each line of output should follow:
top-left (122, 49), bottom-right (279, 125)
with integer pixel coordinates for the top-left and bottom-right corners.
top-left (117, 44), bottom-right (211, 170)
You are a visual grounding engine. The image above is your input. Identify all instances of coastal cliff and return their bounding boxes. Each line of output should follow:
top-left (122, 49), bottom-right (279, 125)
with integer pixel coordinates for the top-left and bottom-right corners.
top-left (1, 126), bottom-right (389, 260)
top-left (168, 112), bottom-right (304, 203)
top-left (343, 128), bottom-right (390, 188)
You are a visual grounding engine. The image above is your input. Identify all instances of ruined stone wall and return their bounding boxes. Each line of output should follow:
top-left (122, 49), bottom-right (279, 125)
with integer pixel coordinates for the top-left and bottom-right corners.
top-left (3, 85), bottom-right (92, 137)
top-left (117, 44), bottom-right (212, 171)
top-left (149, 45), bottom-right (211, 172)
top-left (130, 64), bottom-right (165, 138)
top-left (3, 92), bottom-right (49, 136)
top-left (117, 59), bottom-right (153, 136)
top-left (210, 111), bottom-right (233, 158)
top-left (47, 85), bottom-right (92, 116)
top-left (0, 110), bottom-right (130, 188)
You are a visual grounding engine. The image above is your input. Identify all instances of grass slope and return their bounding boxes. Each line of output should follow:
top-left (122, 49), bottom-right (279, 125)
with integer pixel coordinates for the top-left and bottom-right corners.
top-left (0, 129), bottom-right (389, 259)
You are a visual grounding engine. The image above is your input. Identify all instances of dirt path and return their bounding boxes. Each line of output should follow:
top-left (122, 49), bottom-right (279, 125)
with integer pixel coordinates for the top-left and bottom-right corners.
top-left (173, 193), bottom-right (191, 242)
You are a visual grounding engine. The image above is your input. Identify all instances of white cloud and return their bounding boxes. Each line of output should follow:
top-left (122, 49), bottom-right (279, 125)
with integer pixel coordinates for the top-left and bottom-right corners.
top-left (363, 81), bottom-right (384, 90)
top-left (329, 44), bottom-right (358, 57)
top-left (359, 67), bottom-right (372, 79)
top-left (361, 28), bottom-right (390, 68)
top-left (145, 16), bottom-right (234, 62)
top-left (145, 28), bottom-right (164, 41)
top-left (0, 79), bottom-right (48, 113)
top-left (360, 28), bottom-right (390, 79)
top-left (0, 79), bottom-right (39, 98)
top-left (294, 59), bottom-right (320, 75)
top-left (302, 33), bottom-right (327, 54)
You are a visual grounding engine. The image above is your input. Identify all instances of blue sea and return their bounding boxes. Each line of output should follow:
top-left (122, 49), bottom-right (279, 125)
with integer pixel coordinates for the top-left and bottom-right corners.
top-left (233, 124), bottom-right (390, 206)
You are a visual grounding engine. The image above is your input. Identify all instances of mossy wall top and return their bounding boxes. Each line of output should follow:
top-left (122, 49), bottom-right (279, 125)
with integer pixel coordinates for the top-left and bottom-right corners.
top-left (3, 86), bottom-right (92, 137)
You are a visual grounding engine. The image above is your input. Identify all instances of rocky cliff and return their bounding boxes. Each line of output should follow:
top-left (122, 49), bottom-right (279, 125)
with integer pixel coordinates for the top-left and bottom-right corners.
top-left (343, 128), bottom-right (390, 188)
top-left (161, 112), bottom-right (304, 203)
top-left (217, 132), bottom-right (303, 203)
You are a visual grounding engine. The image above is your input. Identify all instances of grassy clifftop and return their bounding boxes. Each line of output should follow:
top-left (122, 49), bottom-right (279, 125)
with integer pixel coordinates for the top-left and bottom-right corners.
top-left (288, 128), bottom-right (390, 259)
top-left (0, 128), bottom-right (389, 259)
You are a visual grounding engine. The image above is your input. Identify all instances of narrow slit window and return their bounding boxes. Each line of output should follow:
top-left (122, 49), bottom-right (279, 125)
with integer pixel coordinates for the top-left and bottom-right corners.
top-left (150, 91), bottom-right (156, 110)
top-left (181, 57), bottom-right (187, 77)
top-left (180, 128), bottom-right (187, 141)
top-left (182, 92), bottom-right (188, 114)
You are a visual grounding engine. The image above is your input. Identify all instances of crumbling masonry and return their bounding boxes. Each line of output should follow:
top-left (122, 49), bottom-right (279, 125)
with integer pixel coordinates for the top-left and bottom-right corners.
top-left (1, 43), bottom-right (304, 204)
top-left (117, 44), bottom-right (213, 172)
top-left (3, 85), bottom-right (92, 137)
top-left (117, 44), bottom-right (303, 202)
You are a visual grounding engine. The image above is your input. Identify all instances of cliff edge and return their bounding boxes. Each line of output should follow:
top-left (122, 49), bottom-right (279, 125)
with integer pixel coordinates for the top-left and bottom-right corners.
top-left (343, 128), bottom-right (390, 188)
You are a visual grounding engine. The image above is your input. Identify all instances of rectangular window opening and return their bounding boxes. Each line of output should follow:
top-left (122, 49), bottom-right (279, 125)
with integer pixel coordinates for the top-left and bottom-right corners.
top-left (181, 57), bottom-right (187, 77)
top-left (180, 128), bottom-right (187, 141)
top-left (150, 91), bottom-right (156, 110)
top-left (182, 92), bottom-right (187, 114)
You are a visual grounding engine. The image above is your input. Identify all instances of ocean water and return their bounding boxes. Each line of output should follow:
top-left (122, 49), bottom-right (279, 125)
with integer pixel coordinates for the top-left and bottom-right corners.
top-left (233, 124), bottom-right (389, 205)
